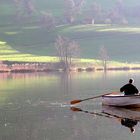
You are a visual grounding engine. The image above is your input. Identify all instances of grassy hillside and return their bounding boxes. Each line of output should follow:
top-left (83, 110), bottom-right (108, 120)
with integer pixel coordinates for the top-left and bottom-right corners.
top-left (0, 0), bottom-right (140, 63)
top-left (1, 24), bottom-right (140, 63)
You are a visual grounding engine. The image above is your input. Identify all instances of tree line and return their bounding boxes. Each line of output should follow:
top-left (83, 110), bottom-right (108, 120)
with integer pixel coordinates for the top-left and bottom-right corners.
top-left (12, 0), bottom-right (140, 27)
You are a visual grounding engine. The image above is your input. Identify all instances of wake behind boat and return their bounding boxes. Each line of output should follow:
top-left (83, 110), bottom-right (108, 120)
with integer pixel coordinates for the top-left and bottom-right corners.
top-left (102, 93), bottom-right (140, 108)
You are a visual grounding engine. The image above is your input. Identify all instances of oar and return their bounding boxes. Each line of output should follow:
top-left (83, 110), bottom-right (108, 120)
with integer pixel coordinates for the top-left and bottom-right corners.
top-left (70, 92), bottom-right (118, 105)
top-left (70, 107), bottom-right (112, 118)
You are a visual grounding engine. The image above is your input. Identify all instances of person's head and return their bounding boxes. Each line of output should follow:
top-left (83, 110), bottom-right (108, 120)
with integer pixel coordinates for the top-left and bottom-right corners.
top-left (130, 127), bottom-right (135, 133)
top-left (129, 78), bottom-right (134, 84)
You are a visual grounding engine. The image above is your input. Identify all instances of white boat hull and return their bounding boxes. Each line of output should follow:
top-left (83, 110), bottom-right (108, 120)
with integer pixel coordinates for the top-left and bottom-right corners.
top-left (102, 93), bottom-right (140, 107)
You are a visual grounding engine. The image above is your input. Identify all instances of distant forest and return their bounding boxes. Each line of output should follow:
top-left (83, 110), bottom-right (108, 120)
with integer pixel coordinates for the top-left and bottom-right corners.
top-left (1, 0), bottom-right (140, 26)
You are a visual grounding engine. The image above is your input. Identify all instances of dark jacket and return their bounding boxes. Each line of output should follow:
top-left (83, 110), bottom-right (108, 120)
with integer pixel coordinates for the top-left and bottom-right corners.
top-left (120, 83), bottom-right (139, 95)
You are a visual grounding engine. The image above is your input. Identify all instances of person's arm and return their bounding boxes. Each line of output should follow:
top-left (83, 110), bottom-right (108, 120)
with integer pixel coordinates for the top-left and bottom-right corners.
top-left (120, 85), bottom-right (125, 92)
top-left (134, 86), bottom-right (139, 94)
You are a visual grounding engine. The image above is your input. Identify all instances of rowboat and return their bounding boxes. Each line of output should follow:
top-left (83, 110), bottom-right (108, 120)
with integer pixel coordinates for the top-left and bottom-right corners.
top-left (102, 93), bottom-right (140, 108)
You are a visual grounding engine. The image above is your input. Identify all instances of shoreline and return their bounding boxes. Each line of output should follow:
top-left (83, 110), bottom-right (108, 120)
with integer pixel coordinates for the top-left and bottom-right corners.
top-left (0, 60), bottom-right (140, 73)
top-left (0, 65), bottom-right (140, 73)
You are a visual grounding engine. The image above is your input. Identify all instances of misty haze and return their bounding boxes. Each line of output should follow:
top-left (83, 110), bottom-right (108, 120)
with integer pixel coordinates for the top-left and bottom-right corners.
top-left (1, 0), bottom-right (140, 140)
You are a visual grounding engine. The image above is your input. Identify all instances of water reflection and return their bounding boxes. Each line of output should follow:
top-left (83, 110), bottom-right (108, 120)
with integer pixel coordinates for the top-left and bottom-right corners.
top-left (102, 106), bottom-right (140, 133)
top-left (0, 104), bottom-right (72, 140)
top-left (71, 106), bottom-right (140, 134)
top-left (1, 71), bottom-right (140, 139)
top-left (121, 118), bottom-right (137, 133)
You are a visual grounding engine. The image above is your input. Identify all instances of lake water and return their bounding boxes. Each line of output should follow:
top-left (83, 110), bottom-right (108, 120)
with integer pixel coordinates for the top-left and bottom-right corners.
top-left (0, 71), bottom-right (140, 140)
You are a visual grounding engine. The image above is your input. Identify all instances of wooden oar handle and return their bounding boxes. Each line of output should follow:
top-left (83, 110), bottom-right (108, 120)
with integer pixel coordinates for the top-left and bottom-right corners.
top-left (82, 92), bottom-right (113, 101)
top-left (70, 92), bottom-right (119, 105)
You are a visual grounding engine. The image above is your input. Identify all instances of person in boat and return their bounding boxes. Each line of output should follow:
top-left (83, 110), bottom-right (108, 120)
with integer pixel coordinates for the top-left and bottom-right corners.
top-left (120, 78), bottom-right (139, 95)
top-left (121, 118), bottom-right (138, 133)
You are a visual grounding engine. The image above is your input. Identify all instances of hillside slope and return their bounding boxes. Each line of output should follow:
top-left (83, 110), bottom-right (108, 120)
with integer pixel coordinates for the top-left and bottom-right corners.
top-left (1, 24), bottom-right (140, 62)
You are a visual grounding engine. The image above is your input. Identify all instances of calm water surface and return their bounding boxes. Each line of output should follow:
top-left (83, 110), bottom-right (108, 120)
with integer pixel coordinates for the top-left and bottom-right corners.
top-left (0, 71), bottom-right (140, 140)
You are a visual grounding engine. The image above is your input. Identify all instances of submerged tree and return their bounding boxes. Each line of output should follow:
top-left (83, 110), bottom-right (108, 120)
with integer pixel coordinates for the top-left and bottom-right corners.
top-left (55, 36), bottom-right (80, 71)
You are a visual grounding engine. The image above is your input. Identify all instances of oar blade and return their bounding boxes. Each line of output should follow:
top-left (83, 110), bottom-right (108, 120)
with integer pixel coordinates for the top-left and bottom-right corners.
top-left (70, 107), bottom-right (82, 112)
top-left (70, 100), bottom-right (82, 104)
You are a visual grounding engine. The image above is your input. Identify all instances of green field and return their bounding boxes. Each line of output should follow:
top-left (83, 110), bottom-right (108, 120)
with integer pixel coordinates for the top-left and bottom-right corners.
top-left (1, 24), bottom-right (140, 63)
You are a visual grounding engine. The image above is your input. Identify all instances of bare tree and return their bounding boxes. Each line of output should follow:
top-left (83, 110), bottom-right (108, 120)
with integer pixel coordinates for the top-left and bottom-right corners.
top-left (64, 0), bottom-right (85, 23)
top-left (13, 0), bottom-right (35, 21)
top-left (55, 36), bottom-right (80, 71)
top-left (64, 0), bottom-right (75, 23)
top-left (90, 2), bottom-right (102, 23)
top-left (99, 46), bottom-right (109, 71)
top-left (68, 40), bottom-right (80, 65)
top-left (40, 12), bottom-right (55, 30)
top-left (107, 0), bottom-right (127, 24)
top-left (22, 0), bottom-right (35, 15)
